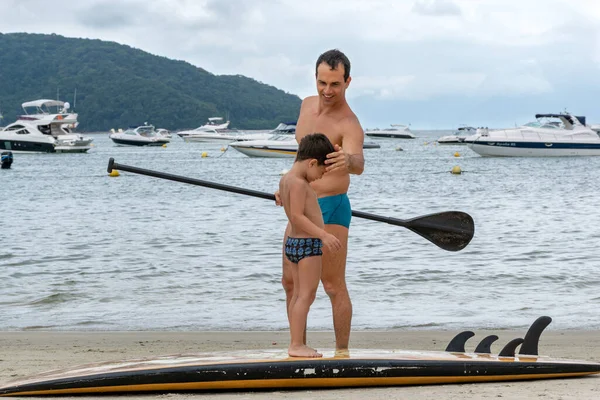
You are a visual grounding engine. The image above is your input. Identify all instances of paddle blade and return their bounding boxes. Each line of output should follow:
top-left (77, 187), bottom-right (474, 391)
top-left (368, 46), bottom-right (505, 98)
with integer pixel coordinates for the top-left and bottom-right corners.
top-left (405, 211), bottom-right (474, 252)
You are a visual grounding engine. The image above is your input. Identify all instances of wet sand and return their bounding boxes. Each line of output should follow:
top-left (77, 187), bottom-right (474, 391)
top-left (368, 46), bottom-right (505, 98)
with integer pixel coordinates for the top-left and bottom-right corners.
top-left (1, 330), bottom-right (600, 399)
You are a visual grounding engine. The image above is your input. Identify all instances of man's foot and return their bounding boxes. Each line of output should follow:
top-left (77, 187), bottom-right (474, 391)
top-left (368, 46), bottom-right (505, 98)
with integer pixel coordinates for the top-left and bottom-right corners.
top-left (288, 344), bottom-right (323, 358)
top-left (334, 349), bottom-right (350, 358)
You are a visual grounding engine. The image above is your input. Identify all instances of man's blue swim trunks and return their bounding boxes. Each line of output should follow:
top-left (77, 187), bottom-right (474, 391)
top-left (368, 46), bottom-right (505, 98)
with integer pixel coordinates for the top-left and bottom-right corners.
top-left (318, 193), bottom-right (352, 228)
top-left (285, 237), bottom-right (323, 264)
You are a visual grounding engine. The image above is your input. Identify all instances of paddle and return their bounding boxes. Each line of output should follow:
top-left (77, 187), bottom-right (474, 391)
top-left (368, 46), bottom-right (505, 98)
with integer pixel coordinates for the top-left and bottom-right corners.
top-left (107, 158), bottom-right (474, 251)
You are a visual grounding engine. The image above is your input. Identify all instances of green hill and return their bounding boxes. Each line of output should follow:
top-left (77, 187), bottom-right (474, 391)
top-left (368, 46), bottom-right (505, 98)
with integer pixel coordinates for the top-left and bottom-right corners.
top-left (0, 33), bottom-right (302, 131)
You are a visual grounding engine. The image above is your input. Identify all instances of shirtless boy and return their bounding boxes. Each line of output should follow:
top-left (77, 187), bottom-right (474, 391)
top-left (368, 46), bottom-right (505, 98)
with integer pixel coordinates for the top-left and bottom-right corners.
top-left (277, 49), bottom-right (365, 351)
top-left (279, 133), bottom-right (342, 358)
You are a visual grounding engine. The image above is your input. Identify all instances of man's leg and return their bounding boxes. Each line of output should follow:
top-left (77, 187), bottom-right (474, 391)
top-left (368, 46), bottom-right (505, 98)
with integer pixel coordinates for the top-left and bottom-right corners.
top-left (321, 224), bottom-right (351, 350)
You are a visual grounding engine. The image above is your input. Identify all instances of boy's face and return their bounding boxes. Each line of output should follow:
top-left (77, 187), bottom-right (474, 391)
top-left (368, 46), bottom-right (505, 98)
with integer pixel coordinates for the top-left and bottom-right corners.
top-left (307, 159), bottom-right (326, 182)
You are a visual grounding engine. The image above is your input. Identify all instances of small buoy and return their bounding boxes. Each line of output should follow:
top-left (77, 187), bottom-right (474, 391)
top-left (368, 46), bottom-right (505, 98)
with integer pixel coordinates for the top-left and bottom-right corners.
top-left (280, 168), bottom-right (289, 176)
top-left (201, 151), bottom-right (208, 158)
top-left (454, 152), bottom-right (460, 157)
top-left (109, 170), bottom-right (120, 177)
top-left (221, 147), bottom-right (226, 152)
top-left (162, 143), bottom-right (167, 148)
top-left (395, 146), bottom-right (403, 151)
top-left (451, 166), bottom-right (462, 175)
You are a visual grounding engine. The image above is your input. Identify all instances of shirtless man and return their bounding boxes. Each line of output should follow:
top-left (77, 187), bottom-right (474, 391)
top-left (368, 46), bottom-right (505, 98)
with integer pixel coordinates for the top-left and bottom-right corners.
top-left (277, 49), bottom-right (365, 351)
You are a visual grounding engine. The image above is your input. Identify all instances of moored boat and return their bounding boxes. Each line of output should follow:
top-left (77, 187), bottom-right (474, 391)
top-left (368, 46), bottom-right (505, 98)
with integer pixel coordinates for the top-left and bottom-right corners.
top-left (465, 114), bottom-right (600, 157)
top-left (109, 124), bottom-right (170, 146)
top-left (365, 124), bottom-right (415, 139)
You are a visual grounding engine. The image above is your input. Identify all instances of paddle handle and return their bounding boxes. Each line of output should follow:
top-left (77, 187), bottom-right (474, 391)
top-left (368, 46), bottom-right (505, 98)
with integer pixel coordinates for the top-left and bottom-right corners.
top-left (108, 158), bottom-right (410, 227)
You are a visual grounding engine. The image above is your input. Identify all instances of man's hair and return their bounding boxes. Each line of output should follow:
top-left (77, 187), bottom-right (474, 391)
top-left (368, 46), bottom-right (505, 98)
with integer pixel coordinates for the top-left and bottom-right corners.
top-left (296, 133), bottom-right (335, 165)
top-left (315, 49), bottom-right (351, 82)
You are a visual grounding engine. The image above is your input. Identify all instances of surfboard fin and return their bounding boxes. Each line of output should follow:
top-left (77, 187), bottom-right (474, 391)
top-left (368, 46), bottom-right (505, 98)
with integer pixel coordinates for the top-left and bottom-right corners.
top-left (519, 316), bottom-right (552, 356)
top-left (445, 331), bottom-right (475, 352)
top-left (499, 338), bottom-right (524, 357)
top-left (474, 335), bottom-right (499, 354)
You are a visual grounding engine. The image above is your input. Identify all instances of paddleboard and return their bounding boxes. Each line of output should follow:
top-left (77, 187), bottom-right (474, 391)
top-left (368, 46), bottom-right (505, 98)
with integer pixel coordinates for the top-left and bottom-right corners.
top-left (3, 316), bottom-right (598, 395)
top-left (1, 348), bottom-right (600, 396)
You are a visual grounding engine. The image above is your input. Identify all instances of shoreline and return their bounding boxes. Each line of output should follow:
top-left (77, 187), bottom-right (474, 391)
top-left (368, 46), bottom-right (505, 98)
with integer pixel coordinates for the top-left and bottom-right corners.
top-left (2, 330), bottom-right (600, 399)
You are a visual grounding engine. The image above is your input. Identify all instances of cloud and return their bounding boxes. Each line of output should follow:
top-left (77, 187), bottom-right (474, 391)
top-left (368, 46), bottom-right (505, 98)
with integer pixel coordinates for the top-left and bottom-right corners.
top-left (412, 0), bottom-right (461, 16)
top-left (2, 0), bottom-right (600, 126)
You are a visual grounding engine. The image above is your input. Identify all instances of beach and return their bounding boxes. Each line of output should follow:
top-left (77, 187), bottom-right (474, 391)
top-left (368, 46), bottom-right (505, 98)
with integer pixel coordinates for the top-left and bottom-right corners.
top-left (1, 330), bottom-right (600, 399)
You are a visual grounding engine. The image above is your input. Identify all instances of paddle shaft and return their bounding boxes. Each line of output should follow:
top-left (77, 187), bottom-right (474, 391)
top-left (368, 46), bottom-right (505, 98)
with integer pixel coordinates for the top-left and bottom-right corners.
top-left (107, 158), bottom-right (474, 250)
top-left (109, 158), bottom-right (439, 228)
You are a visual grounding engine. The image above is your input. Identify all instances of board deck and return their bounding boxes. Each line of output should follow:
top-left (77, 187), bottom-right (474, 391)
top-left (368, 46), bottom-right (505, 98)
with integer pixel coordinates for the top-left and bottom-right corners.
top-left (2, 349), bottom-right (600, 396)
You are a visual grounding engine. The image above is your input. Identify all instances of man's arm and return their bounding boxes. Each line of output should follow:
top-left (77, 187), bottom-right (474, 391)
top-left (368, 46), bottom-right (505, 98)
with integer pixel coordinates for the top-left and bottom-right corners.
top-left (325, 117), bottom-right (365, 175)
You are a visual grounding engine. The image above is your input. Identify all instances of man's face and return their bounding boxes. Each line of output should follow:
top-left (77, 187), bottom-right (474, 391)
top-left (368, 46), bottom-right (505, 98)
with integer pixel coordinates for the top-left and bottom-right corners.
top-left (316, 62), bottom-right (350, 105)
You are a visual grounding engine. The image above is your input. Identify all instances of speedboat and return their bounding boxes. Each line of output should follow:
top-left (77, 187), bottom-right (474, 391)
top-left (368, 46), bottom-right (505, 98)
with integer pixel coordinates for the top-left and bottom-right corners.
top-left (109, 124), bottom-right (170, 146)
top-left (177, 127), bottom-right (239, 143)
top-left (229, 134), bottom-right (380, 158)
top-left (200, 117), bottom-right (230, 130)
top-left (229, 134), bottom-right (297, 158)
top-left (156, 128), bottom-right (172, 139)
top-left (234, 121), bottom-right (297, 142)
top-left (365, 124), bottom-right (415, 139)
top-left (437, 125), bottom-right (476, 144)
top-left (0, 101), bottom-right (92, 153)
top-left (465, 114), bottom-right (600, 157)
top-left (177, 117), bottom-right (236, 142)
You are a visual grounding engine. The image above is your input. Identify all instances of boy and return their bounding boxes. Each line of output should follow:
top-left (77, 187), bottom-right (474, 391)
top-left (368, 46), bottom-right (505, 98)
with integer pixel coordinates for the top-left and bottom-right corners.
top-left (279, 133), bottom-right (342, 358)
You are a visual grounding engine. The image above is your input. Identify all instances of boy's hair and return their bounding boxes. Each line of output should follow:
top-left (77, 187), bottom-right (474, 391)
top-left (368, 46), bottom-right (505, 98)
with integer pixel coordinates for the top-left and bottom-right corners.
top-left (315, 49), bottom-right (351, 82)
top-left (296, 133), bottom-right (335, 165)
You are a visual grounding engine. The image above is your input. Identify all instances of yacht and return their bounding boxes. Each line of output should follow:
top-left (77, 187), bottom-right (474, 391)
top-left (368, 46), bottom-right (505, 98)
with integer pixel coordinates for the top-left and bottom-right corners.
top-left (177, 117), bottom-right (235, 142)
top-left (200, 117), bottom-right (230, 130)
top-left (0, 101), bottom-right (92, 153)
top-left (365, 124), bottom-right (415, 139)
top-left (109, 124), bottom-right (170, 146)
top-left (465, 114), bottom-right (600, 157)
top-left (437, 126), bottom-right (477, 144)
top-left (156, 128), bottom-right (172, 139)
top-left (20, 99), bottom-right (79, 130)
top-left (177, 127), bottom-right (239, 143)
top-left (233, 121), bottom-right (296, 142)
top-left (229, 134), bottom-right (380, 158)
top-left (229, 134), bottom-right (298, 158)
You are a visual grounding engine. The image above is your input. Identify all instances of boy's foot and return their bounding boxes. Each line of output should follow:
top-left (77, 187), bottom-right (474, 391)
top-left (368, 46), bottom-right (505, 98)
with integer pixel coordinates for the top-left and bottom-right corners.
top-left (288, 345), bottom-right (323, 358)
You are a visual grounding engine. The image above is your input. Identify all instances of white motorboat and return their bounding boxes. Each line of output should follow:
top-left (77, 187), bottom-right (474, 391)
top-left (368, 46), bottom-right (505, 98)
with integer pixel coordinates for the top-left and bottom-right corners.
top-left (229, 134), bottom-right (298, 158)
top-left (365, 124), bottom-right (415, 139)
top-left (0, 101), bottom-right (92, 153)
top-left (229, 133), bottom-right (381, 158)
top-left (156, 128), bottom-right (172, 139)
top-left (20, 99), bottom-right (79, 130)
top-left (201, 117), bottom-right (230, 130)
top-left (109, 124), bottom-right (170, 146)
top-left (177, 127), bottom-right (239, 143)
top-left (437, 126), bottom-right (477, 144)
top-left (465, 114), bottom-right (600, 157)
top-left (234, 121), bottom-right (297, 142)
top-left (177, 117), bottom-right (235, 142)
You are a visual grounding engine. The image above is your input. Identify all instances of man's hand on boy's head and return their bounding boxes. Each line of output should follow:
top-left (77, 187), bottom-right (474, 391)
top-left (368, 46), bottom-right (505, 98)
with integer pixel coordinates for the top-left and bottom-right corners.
top-left (325, 144), bottom-right (350, 173)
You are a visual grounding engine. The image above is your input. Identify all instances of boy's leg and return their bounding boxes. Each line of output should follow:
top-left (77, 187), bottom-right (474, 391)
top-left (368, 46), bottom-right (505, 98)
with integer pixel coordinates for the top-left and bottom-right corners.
top-left (288, 255), bottom-right (322, 358)
top-left (282, 227), bottom-right (307, 344)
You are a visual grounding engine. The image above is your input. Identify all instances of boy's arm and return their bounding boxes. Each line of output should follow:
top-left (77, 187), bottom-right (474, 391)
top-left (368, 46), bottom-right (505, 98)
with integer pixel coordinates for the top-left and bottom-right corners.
top-left (289, 182), bottom-right (327, 239)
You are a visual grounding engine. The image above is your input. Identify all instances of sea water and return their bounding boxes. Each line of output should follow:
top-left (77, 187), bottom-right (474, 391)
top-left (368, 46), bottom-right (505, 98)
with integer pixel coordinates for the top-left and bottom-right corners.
top-left (1, 132), bottom-right (599, 331)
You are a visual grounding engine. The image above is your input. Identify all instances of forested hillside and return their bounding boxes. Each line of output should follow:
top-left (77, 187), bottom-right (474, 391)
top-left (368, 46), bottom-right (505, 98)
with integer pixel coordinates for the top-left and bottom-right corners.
top-left (0, 33), bottom-right (301, 131)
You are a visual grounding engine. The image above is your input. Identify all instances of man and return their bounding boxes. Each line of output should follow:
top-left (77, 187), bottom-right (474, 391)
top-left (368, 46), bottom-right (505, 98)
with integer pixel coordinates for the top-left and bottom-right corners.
top-left (277, 49), bottom-right (365, 351)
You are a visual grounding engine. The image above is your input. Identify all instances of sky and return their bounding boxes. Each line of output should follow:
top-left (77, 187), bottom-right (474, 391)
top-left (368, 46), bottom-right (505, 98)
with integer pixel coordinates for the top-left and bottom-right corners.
top-left (2, 0), bottom-right (600, 128)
